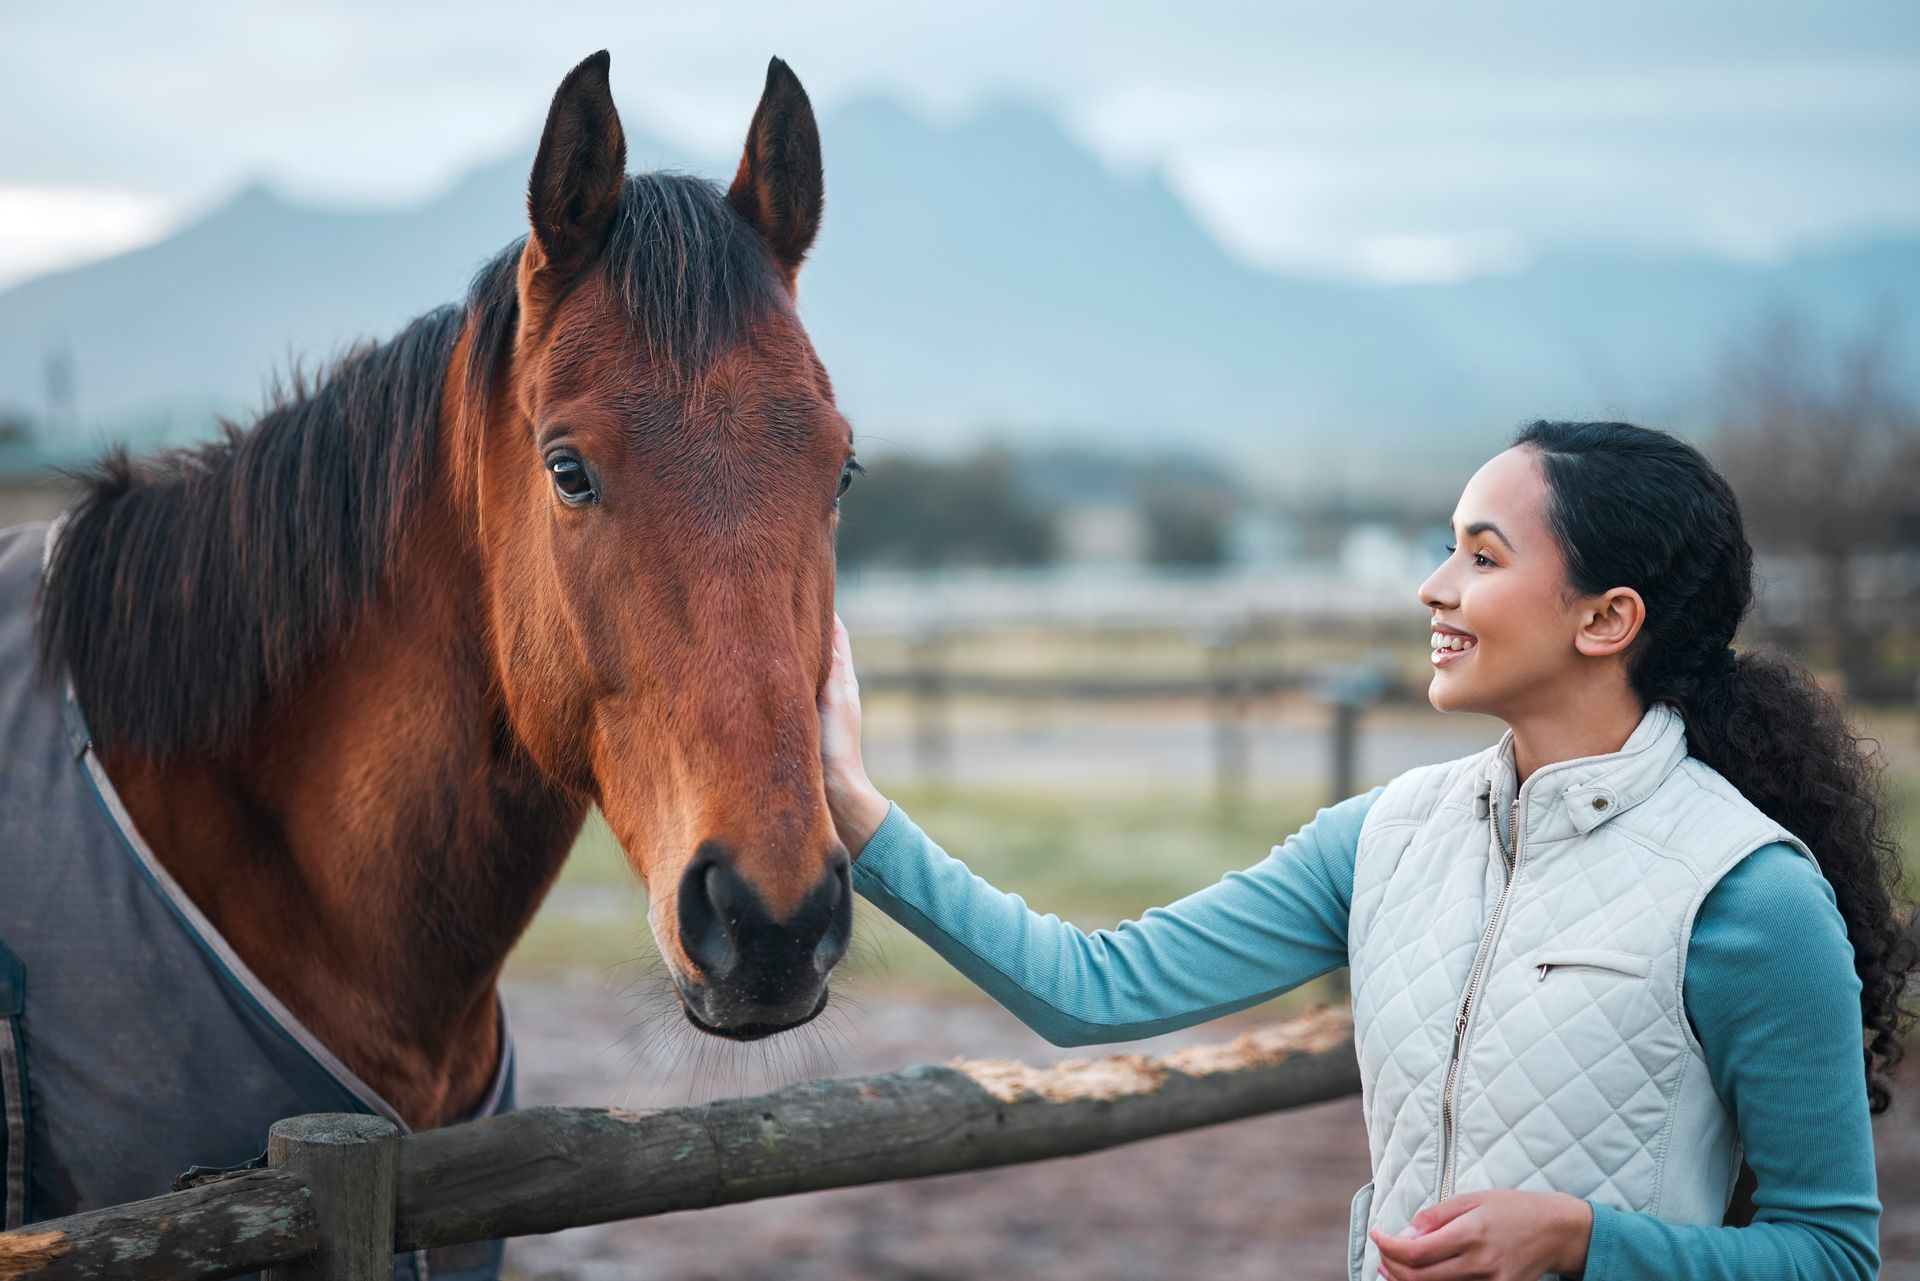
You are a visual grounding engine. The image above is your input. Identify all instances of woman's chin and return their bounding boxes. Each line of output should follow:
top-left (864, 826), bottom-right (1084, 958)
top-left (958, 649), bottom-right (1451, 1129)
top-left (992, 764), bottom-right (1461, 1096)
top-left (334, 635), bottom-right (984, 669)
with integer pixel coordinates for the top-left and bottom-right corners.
top-left (1426, 668), bottom-right (1476, 714)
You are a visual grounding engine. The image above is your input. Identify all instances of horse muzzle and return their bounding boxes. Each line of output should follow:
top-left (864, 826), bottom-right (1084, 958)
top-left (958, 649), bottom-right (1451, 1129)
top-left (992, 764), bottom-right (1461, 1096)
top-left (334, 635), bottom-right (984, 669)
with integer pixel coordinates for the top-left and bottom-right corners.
top-left (671, 841), bottom-right (851, 1038)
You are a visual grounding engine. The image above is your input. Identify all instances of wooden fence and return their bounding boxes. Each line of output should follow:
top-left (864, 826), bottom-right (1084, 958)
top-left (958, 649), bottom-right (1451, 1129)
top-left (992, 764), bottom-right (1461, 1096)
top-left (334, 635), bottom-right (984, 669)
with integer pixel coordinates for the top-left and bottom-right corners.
top-left (0, 1006), bottom-right (1360, 1281)
top-left (863, 639), bottom-right (1401, 807)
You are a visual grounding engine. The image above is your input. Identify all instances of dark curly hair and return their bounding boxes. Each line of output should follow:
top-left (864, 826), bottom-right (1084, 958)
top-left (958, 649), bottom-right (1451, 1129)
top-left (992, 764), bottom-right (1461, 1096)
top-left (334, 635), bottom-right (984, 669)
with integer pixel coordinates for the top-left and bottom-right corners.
top-left (1516, 419), bottom-right (1918, 1114)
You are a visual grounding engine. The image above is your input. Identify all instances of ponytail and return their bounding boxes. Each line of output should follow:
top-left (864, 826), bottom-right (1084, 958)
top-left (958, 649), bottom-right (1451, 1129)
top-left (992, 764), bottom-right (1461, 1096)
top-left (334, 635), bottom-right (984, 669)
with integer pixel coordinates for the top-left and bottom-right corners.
top-left (1516, 420), bottom-right (1919, 1113)
top-left (1683, 648), bottom-right (1917, 1113)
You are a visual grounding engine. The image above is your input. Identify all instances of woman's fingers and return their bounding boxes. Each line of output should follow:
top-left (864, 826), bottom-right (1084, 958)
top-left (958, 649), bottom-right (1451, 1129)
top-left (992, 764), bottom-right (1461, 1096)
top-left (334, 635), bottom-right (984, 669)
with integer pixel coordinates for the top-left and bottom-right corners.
top-left (826, 613), bottom-right (860, 706)
top-left (819, 613), bottom-right (888, 856)
top-left (819, 613), bottom-right (865, 769)
top-left (1371, 1219), bottom-right (1470, 1276)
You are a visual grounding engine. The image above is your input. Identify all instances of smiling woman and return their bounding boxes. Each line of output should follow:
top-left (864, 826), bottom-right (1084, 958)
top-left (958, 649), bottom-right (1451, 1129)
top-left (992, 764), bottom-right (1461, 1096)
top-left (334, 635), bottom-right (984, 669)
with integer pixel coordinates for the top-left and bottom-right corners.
top-left (819, 419), bottom-right (1912, 1281)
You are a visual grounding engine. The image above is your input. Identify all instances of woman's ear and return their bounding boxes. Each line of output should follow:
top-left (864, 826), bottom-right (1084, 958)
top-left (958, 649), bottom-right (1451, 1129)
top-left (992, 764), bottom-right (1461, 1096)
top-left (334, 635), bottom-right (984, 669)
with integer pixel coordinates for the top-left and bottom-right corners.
top-left (1575, 587), bottom-right (1646, 658)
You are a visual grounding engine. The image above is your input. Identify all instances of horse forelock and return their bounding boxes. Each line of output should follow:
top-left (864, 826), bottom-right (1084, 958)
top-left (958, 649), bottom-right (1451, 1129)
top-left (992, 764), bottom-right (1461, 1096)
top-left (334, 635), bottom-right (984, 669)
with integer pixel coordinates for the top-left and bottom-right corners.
top-left (464, 171), bottom-right (790, 426)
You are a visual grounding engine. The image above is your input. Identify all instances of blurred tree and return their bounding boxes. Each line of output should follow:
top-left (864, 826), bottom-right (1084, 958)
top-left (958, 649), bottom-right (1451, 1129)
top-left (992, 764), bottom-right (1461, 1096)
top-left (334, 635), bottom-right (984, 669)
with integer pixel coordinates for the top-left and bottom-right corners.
top-left (1712, 311), bottom-right (1920, 695)
top-left (835, 448), bottom-right (1056, 569)
top-left (1141, 479), bottom-right (1231, 566)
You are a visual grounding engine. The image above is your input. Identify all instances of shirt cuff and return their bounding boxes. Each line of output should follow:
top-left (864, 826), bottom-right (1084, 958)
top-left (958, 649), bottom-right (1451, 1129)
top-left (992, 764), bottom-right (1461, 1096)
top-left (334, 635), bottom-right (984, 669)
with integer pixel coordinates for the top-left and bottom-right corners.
top-left (849, 800), bottom-right (914, 891)
top-left (1579, 1201), bottom-right (1624, 1279)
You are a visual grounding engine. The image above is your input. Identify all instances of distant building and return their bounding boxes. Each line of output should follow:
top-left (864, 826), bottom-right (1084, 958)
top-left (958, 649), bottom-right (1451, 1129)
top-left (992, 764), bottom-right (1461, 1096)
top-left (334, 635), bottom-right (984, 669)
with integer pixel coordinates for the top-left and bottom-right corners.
top-left (1223, 507), bottom-right (1301, 567)
top-left (1056, 503), bottom-right (1150, 567)
top-left (1339, 522), bottom-right (1438, 587)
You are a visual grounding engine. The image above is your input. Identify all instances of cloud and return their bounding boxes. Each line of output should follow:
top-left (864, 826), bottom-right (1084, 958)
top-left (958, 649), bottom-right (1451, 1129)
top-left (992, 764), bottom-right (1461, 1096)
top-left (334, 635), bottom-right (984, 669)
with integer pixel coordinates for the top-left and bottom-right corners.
top-left (0, 187), bottom-right (175, 290)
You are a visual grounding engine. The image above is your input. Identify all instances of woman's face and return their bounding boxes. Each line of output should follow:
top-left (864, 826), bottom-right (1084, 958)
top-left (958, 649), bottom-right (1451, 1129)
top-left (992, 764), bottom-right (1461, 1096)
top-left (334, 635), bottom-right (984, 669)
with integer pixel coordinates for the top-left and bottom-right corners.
top-left (1417, 446), bottom-right (1591, 719)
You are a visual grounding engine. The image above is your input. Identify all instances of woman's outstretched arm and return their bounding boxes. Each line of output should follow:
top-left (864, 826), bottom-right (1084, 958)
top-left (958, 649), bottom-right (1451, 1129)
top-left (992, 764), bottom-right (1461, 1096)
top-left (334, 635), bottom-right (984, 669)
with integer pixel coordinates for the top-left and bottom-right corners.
top-left (851, 793), bottom-right (1375, 1045)
top-left (821, 616), bottom-right (1374, 1045)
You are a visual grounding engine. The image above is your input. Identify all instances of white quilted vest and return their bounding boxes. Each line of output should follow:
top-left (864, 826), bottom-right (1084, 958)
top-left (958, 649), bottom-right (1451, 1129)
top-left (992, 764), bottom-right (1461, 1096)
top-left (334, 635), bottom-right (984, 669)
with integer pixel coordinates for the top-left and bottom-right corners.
top-left (1344, 702), bottom-right (1812, 1281)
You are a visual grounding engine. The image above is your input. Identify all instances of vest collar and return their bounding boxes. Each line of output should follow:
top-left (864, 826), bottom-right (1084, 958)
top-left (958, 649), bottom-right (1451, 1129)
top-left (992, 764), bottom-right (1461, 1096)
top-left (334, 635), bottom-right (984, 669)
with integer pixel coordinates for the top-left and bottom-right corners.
top-left (1475, 702), bottom-right (1689, 843)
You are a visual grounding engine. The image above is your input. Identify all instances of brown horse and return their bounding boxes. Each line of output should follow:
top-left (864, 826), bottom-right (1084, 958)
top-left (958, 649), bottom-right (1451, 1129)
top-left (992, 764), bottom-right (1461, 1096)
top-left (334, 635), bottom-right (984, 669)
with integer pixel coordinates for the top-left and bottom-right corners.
top-left (33, 52), bottom-right (855, 1131)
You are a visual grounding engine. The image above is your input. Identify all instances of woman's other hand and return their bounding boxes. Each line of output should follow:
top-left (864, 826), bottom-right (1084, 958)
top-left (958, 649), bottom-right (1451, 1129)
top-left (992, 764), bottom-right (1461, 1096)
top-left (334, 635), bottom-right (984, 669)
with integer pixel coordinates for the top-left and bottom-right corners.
top-left (1371, 1189), bottom-right (1592, 1280)
top-left (819, 614), bottom-right (891, 856)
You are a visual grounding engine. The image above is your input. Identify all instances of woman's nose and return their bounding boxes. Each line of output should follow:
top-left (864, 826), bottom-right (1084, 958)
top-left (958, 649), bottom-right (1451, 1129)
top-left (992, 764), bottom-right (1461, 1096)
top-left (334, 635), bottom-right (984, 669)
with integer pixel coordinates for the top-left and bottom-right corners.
top-left (1417, 562), bottom-right (1456, 611)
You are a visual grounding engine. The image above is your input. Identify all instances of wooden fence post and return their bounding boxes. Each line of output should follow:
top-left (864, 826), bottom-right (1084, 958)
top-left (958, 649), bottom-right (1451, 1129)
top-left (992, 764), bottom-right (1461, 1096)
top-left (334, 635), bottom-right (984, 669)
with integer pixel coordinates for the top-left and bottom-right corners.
top-left (262, 1114), bottom-right (398, 1281)
top-left (1329, 695), bottom-right (1360, 808)
top-left (1204, 622), bottom-right (1250, 810)
top-left (1312, 659), bottom-right (1391, 809)
top-left (908, 626), bottom-right (951, 785)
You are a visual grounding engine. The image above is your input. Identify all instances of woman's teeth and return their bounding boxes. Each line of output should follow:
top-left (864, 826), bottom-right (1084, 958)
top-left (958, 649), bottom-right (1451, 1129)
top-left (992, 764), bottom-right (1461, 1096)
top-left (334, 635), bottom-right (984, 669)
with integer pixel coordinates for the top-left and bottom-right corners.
top-left (1430, 631), bottom-right (1476, 659)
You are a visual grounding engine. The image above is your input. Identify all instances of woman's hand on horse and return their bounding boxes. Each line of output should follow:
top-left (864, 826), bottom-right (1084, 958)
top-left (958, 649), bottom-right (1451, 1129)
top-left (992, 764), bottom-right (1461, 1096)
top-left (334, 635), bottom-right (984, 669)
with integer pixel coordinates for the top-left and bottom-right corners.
top-left (820, 614), bottom-right (890, 857)
top-left (1370, 1189), bottom-right (1592, 1281)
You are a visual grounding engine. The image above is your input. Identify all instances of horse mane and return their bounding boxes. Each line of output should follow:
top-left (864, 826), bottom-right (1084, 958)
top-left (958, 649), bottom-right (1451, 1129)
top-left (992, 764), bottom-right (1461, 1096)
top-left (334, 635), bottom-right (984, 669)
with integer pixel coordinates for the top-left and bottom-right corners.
top-left (39, 172), bottom-right (785, 760)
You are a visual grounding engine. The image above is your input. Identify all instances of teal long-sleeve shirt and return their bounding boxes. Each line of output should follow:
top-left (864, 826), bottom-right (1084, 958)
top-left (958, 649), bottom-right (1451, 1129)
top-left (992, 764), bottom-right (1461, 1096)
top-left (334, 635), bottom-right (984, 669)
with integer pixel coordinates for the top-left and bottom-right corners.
top-left (850, 790), bottom-right (1880, 1281)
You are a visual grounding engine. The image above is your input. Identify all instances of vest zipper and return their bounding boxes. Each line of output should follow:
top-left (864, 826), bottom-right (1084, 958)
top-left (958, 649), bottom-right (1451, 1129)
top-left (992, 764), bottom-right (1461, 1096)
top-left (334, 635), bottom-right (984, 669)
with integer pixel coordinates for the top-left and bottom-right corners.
top-left (1438, 792), bottom-right (1522, 1202)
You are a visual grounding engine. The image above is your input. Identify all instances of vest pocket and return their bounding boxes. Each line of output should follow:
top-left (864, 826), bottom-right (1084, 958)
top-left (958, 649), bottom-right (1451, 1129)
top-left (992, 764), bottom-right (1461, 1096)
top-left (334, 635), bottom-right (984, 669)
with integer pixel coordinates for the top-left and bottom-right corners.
top-left (0, 942), bottom-right (29, 1230)
top-left (1531, 946), bottom-right (1650, 981)
top-left (1347, 1179), bottom-right (1375, 1281)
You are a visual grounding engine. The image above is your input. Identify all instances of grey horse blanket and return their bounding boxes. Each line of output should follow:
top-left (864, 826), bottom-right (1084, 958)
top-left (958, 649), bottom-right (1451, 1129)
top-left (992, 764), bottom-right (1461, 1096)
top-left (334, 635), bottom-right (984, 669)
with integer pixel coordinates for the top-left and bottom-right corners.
top-left (0, 520), bottom-right (514, 1280)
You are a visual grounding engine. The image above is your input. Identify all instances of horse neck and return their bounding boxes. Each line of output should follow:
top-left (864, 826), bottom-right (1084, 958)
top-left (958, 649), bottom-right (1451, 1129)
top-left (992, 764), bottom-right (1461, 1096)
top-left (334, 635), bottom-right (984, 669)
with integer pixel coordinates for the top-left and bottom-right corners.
top-left (105, 399), bottom-right (589, 1129)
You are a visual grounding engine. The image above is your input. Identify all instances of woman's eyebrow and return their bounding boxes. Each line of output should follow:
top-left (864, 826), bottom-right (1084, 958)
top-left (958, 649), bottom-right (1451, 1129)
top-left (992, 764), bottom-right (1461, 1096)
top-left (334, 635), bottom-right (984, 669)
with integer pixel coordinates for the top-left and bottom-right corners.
top-left (1461, 520), bottom-right (1516, 552)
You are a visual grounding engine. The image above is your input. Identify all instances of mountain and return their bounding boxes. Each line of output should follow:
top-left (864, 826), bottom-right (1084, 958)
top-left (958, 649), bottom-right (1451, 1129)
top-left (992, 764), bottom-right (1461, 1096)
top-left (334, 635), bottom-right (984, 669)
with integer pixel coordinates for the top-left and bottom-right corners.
top-left (1, 97), bottom-right (1915, 487)
top-left (0, 121), bottom-right (693, 464)
top-left (799, 99), bottom-right (1479, 450)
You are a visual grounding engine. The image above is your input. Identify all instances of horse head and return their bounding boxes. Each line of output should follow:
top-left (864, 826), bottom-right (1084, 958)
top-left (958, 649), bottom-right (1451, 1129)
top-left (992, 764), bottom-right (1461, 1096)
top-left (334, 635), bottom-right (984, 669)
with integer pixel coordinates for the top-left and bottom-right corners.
top-left (467, 53), bottom-right (853, 1039)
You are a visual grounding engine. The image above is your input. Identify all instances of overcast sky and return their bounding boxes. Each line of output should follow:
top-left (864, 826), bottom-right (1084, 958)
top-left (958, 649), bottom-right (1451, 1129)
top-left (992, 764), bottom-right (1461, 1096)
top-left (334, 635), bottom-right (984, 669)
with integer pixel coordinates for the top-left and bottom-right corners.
top-left (3, 1), bottom-right (1916, 289)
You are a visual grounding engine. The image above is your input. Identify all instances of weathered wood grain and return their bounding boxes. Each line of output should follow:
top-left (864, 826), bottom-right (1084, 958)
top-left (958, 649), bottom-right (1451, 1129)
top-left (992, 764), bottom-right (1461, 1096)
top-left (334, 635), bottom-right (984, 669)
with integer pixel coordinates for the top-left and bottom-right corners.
top-left (264, 1115), bottom-right (398, 1281)
top-left (395, 1004), bottom-right (1358, 1249)
top-left (0, 1170), bottom-right (315, 1281)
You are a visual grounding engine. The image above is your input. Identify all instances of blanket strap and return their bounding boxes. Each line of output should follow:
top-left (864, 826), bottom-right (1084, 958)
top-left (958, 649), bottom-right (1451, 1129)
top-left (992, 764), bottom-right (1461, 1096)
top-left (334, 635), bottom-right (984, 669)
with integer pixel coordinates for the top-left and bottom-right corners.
top-left (0, 942), bottom-right (28, 1229)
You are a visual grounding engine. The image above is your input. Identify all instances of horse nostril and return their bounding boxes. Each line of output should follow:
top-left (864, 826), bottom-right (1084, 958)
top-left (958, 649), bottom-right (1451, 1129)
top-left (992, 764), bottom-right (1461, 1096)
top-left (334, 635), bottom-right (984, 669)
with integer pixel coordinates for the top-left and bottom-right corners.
top-left (677, 844), bottom-right (853, 991)
top-left (677, 848), bottom-right (742, 981)
top-left (812, 855), bottom-right (853, 974)
top-left (820, 852), bottom-right (847, 911)
top-left (705, 861), bottom-right (748, 921)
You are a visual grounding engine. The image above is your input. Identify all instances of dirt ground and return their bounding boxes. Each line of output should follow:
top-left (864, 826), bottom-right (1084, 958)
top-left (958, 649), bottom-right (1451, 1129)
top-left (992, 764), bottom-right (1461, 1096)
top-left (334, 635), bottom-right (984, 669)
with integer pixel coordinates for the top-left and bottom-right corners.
top-left (496, 971), bottom-right (1920, 1281)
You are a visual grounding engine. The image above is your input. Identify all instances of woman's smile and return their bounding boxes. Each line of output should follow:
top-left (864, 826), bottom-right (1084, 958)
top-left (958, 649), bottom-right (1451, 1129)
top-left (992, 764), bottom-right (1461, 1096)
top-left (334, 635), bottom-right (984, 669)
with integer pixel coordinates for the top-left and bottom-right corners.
top-left (1429, 623), bottom-right (1478, 666)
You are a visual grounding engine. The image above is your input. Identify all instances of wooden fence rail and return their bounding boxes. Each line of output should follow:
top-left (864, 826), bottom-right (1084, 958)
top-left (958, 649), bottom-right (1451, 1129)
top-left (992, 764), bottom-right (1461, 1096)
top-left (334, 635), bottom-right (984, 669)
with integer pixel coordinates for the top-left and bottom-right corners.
top-left (861, 652), bottom-right (1399, 807)
top-left (0, 1006), bottom-right (1360, 1281)
top-left (0, 1172), bottom-right (315, 1281)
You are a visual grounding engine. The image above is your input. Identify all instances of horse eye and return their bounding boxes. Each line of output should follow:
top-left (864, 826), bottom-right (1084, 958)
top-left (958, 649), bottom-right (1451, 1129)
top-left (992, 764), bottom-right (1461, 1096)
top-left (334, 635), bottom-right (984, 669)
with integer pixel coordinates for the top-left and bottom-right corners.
top-left (547, 454), bottom-right (597, 505)
top-left (836, 458), bottom-right (863, 501)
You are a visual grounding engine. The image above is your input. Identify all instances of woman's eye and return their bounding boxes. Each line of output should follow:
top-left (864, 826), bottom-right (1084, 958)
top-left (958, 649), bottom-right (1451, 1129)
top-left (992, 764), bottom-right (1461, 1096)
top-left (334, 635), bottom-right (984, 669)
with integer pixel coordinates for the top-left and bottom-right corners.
top-left (1473, 552), bottom-right (1495, 568)
top-left (1445, 543), bottom-right (1457, 554)
top-left (548, 454), bottom-right (597, 505)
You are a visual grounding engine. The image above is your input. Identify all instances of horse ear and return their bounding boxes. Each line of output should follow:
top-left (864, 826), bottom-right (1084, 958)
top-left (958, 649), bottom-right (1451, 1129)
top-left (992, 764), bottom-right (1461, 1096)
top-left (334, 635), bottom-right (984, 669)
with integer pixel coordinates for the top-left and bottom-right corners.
top-left (527, 50), bottom-right (627, 285)
top-left (727, 57), bottom-right (823, 286)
